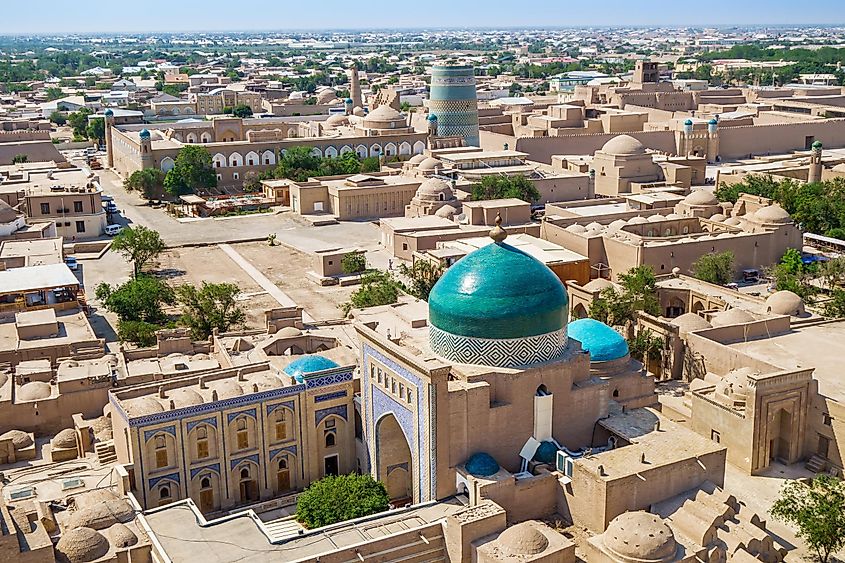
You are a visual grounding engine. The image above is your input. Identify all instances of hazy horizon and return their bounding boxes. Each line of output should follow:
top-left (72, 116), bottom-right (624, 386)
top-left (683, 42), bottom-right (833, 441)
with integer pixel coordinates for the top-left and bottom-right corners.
top-left (3, 0), bottom-right (844, 34)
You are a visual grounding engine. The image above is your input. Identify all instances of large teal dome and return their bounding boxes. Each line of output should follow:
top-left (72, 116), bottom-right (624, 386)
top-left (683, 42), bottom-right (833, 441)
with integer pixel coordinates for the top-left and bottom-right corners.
top-left (284, 355), bottom-right (339, 383)
top-left (428, 225), bottom-right (569, 368)
top-left (568, 318), bottom-right (629, 362)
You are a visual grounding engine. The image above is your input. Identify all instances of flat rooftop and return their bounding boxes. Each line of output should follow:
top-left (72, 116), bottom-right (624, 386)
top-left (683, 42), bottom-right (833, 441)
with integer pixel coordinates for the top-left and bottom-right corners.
top-left (0, 237), bottom-right (63, 266)
top-left (0, 263), bottom-right (78, 294)
top-left (0, 309), bottom-right (98, 353)
top-left (730, 320), bottom-right (845, 400)
top-left (444, 234), bottom-right (588, 266)
top-left (144, 498), bottom-right (464, 562)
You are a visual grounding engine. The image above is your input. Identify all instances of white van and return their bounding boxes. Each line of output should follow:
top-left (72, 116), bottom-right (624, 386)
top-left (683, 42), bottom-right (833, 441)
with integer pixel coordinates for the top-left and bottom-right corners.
top-left (105, 224), bottom-right (123, 236)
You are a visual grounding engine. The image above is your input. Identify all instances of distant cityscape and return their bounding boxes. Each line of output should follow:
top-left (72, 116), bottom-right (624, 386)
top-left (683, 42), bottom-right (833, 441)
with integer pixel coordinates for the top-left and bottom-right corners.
top-left (0, 21), bottom-right (843, 563)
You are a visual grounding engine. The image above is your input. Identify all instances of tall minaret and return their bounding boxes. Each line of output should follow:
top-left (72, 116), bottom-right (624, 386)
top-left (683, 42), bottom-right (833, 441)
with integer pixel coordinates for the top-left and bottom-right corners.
top-left (808, 140), bottom-right (823, 184)
top-left (104, 108), bottom-right (115, 168)
top-left (349, 63), bottom-right (363, 110)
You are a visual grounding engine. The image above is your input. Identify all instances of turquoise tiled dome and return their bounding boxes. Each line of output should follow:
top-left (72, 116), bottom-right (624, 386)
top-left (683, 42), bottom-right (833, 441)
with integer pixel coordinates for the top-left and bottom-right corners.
top-left (427, 113), bottom-right (438, 121)
top-left (429, 242), bottom-right (568, 340)
top-left (708, 118), bottom-right (718, 125)
top-left (465, 452), bottom-right (499, 477)
top-left (568, 319), bottom-right (629, 362)
top-left (684, 118), bottom-right (693, 125)
top-left (533, 441), bottom-right (558, 464)
top-left (284, 355), bottom-right (339, 383)
top-left (139, 128), bottom-right (150, 139)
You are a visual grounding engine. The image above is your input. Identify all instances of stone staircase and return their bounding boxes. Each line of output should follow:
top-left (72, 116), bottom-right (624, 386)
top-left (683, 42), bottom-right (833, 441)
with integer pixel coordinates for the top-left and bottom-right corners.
top-left (263, 516), bottom-right (304, 541)
top-left (805, 454), bottom-right (827, 473)
top-left (95, 440), bottom-right (117, 465)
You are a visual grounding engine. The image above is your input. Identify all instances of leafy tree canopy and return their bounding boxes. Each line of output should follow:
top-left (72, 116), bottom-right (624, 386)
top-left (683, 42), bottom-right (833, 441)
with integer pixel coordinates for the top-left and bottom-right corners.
top-left (770, 475), bottom-right (845, 563)
top-left (111, 225), bottom-right (166, 275)
top-left (471, 175), bottom-right (540, 203)
top-left (231, 103), bottom-right (253, 118)
top-left (176, 282), bottom-right (245, 339)
top-left (124, 168), bottom-right (166, 202)
top-left (692, 251), bottom-right (735, 285)
top-left (398, 260), bottom-right (443, 301)
top-left (589, 266), bottom-right (660, 327)
top-left (296, 474), bottom-right (389, 529)
top-left (163, 145), bottom-right (217, 196)
top-left (342, 271), bottom-right (401, 316)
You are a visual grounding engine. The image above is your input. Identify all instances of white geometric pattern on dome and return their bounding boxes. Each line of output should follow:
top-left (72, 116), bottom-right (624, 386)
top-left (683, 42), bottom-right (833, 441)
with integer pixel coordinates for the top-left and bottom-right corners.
top-left (429, 325), bottom-right (567, 368)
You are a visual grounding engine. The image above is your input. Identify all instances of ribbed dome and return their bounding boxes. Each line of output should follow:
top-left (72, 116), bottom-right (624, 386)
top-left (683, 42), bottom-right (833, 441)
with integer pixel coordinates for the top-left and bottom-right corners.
top-left (284, 355), bottom-right (339, 382)
top-left (498, 523), bottom-right (549, 556)
top-left (465, 452), bottom-right (499, 477)
top-left (604, 512), bottom-right (677, 563)
top-left (765, 290), bottom-right (805, 316)
top-left (429, 242), bottom-right (568, 341)
top-left (601, 135), bottom-right (646, 156)
top-left (18, 381), bottom-right (52, 401)
top-left (568, 319), bottom-right (629, 362)
top-left (683, 190), bottom-right (718, 206)
top-left (1, 429), bottom-right (33, 449)
top-left (55, 527), bottom-right (110, 563)
top-left (415, 177), bottom-right (454, 200)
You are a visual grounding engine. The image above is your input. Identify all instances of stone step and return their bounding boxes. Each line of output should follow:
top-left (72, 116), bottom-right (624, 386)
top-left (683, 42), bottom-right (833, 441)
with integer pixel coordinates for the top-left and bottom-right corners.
top-left (805, 454), bottom-right (827, 473)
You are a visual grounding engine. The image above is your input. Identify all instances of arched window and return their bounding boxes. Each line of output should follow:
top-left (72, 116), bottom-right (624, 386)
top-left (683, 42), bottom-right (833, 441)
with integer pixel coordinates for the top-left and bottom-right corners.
top-left (155, 435), bottom-right (168, 468)
top-left (279, 458), bottom-right (288, 470)
top-left (275, 411), bottom-right (288, 441)
top-left (325, 432), bottom-right (336, 448)
top-left (196, 425), bottom-right (209, 459)
top-left (200, 477), bottom-right (211, 489)
top-left (159, 485), bottom-right (171, 499)
top-left (439, 193), bottom-right (445, 201)
top-left (236, 418), bottom-right (249, 450)
top-left (240, 467), bottom-right (250, 480)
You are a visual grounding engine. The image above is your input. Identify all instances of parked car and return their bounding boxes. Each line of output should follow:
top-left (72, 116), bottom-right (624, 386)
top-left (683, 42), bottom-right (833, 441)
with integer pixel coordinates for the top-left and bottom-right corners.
top-left (105, 202), bottom-right (119, 214)
top-left (64, 256), bottom-right (78, 271)
top-left (105, 224), bottom-right (123, 236)
top-left (101, 194), bottom-right (114, 203)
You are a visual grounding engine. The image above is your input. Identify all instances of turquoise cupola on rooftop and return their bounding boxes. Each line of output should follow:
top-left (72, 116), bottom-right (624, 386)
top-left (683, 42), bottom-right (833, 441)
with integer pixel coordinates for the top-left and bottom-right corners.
top-left (428, 216), bottom-right (569, 368)
top-left (568, 318), bottom-right (629, 362)
top-left (284, 355), bottom-right (339, 383)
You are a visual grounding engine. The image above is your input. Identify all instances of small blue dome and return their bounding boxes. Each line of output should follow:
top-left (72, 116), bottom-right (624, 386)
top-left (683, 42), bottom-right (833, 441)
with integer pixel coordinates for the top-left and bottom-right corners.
top-left (104, 108), bottom-right (114, 117)
top-left (708, 118), bottom-right (718, 125)
top-left (568, 318), bottom-right (629, 362)
top-left (283, 355), bottom-right (339, 383)
top-left (533, 441), bottom-right (558, 464)
top-left (427, 113), bottom-right (438, 121)
top-left (684, 118), bottom-right (693, 126)
top-left (139, 128), bottom-right (150, 139)
top-left (465, 452), bottom-right (499, 477)
top-left (345, 98), bottom-right (353, 104)
top-left (428, 242), bottom-right (569, 340)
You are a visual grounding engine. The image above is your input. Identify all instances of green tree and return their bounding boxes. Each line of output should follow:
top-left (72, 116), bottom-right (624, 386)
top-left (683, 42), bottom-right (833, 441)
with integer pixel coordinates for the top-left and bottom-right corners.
top-left (95, 276), bottom-right (174, 346)
top-left (399, 260), bottom-right (444, 300)
top-left (124, 169), bottom-right (166, 202)
top-left (175, 282), bottom-right (245, 339)
top-left (163, 145), bottom-right (217, 196)
top-left (296, 473), bottom-right (389, 529)
top-left (819, 257), bottom-right (845, 290)
top-left (11, 154), bottom-right (28, 164)
top-left (85, 117), bottom-right (105, 144)
top-left (342, 271), bottom-right (401, 315)
top-left (232, 104), bottom-right (253, 118)
top-left (67, 107), bottom-right (93, 138)
top-left (770, 475), bottom-right (845, 563)
top-left (691, 251), bottom-right (735, 285)
top-left (824, 288), bottom-right (845, 318)
top-left (111, 225), bottom-right (166, 276)
top-left (45, 86), bottom-right (64, 101)
top-left (49, 111), bottom-right (66, 126)
top-left (471, 175), bottom-right (540, 203)
top-left (274, 145), bottom-right (322, 182)
top-left (341, 252), bottom-right (367, 275)
top-left (589, 266), bottom-right (660, 327)
top-left (769, 249), bottom-right (817, 301)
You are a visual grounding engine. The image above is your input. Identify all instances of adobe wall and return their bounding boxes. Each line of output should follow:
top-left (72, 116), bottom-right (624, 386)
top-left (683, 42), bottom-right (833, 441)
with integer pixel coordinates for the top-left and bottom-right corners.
top-left (515, 130), bottom-right (677, 164)
top-left (718, 119), bottom-right (845, 159)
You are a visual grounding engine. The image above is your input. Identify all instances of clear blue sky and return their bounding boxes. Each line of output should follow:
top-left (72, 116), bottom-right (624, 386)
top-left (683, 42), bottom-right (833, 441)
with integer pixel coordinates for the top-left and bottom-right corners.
top-left (2, 0), bottom-right (843, 33)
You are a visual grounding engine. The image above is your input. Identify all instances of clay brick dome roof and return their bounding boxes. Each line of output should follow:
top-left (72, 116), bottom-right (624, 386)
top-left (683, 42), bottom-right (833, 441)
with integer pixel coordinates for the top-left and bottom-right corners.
top-left (711, 308), bottom-right (755, 327)
top-left (604, 512), bottom-right (677, 562)
top-left (107, 523), bottom-right (138, 548)
top-left (417, 157), bottom-right (442, 171)
top-left (755, 204), bottom-right (790, 224)
top-left (122, 396), bottom-right (164, 417)
top-left (601, 135), bottom-right (646, 156)
top-left (1, 429), bottom-right (33, 449)
top-left (18, 381), bottom-right (52, 401)
top-left (167, 387), bottom-right (204, 409)
top-left (498, 522), bottom-right (549, 556)
top-left (669, 313), bottom-right (712, 335)
top-left (52, 428), bottom-right (77, 449)
top-left (683, 190), bottom-right (718, 206)
top-left (765, 290), bottom-right (805, 316)
top-left (55, 527), bottom-right (110, 563)
top-left (208, 380), bottom-right (244, 400)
